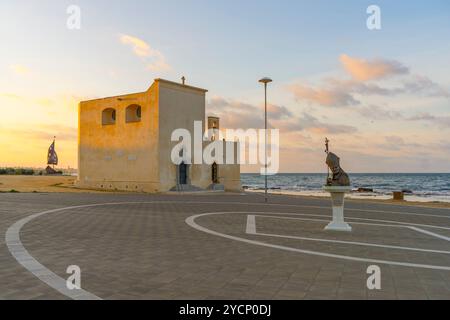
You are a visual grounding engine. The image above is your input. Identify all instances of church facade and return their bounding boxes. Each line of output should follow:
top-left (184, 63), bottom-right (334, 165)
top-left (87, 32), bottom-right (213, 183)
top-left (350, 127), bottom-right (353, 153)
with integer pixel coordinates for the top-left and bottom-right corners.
top-left (76, 78), bottom-right (241, 193)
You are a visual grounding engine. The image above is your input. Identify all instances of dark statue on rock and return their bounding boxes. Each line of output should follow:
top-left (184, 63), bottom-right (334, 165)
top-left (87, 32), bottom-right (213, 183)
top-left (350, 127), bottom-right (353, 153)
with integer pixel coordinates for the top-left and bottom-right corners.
top-left (325, 138), bottom-right (350, 187)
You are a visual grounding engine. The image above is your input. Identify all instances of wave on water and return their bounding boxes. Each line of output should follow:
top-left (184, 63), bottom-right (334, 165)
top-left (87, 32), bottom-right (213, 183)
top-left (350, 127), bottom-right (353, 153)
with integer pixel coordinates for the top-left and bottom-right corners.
top-left (241, 173), bottom-right (450, 203)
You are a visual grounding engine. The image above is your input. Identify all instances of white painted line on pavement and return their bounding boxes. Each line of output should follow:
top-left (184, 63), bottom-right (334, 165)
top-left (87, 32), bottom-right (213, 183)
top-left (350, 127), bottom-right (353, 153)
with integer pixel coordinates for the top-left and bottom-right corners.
top-left (246, 215), bottom-right (450, 254)
top-left (187, 211), bottom-right (450, 271)
top-left (246, 215), bottom-right (257, 234)
top-left (408, 227), bottom-right (450, 242)
top-left (6, 200), bottom-right (450, 299)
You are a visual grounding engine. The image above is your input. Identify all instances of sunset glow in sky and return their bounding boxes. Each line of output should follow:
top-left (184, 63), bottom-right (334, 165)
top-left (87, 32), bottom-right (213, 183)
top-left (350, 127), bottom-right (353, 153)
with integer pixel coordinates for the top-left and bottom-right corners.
top-left (1, 0), bottom-right (449, 172)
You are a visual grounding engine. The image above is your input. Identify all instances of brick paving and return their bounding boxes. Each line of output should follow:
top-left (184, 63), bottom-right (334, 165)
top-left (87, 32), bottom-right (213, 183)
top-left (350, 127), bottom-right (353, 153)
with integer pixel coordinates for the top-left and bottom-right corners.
top-left (0, 192), bottom-right (449, 300)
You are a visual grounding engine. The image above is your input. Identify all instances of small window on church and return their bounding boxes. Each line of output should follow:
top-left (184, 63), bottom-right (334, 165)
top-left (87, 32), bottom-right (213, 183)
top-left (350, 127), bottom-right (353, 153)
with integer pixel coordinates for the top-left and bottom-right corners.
top-left (102, 108), bottom-right (116, 125)
top-left (126, 104), bottom-right (142, 123)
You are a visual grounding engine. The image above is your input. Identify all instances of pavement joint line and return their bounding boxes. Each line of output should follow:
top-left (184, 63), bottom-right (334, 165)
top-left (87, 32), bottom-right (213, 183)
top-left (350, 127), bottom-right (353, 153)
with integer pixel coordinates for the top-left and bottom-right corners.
top-left (256, 214), bottom-right (406, 229)
top-left (190, 200), bottom-right (450, 219)
top-left (250, 226), bottom-right (450, 255)
top-left (4, 200), bottom-right (450, 300)
top-left (245, 212), bottom-right (450, 231)
top-left (4, 203), bottom-right (134, 300)
top-left (248, 215), bottom-right (450, 254)
top-left (7, 199), bottom-right (446, 219)
top-left (186, 211), bottom-right (450, 271)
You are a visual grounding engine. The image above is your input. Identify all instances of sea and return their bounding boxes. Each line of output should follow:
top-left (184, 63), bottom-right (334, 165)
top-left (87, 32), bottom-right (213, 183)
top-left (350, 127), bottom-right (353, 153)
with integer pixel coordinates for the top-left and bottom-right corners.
top-left (241, 173), bottom-right (450, 203)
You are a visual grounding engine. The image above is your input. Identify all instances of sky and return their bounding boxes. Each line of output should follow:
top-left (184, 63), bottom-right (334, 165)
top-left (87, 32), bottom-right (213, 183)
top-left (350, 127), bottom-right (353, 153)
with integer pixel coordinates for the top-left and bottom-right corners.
top-left (0, 0), bottom-right (449, 172)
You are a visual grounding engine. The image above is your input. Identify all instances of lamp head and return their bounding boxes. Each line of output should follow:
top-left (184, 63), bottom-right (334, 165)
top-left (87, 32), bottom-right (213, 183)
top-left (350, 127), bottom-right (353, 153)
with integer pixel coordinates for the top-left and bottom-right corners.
top-left (259, 77), bottom-right (273, 84)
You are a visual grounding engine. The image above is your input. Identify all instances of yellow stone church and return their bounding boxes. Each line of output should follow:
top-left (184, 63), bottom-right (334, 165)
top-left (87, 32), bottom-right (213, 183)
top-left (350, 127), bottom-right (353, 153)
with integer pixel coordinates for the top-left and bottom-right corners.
top-left (76, 78), bottom-right (241, 193)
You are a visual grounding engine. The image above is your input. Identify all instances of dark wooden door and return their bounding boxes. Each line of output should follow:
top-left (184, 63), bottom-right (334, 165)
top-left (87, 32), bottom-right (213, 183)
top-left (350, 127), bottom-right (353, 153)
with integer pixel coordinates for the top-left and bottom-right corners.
top-left (212, 163), bottom-right (218, 184)
top-left (179, 162), bottom-right (187, 185)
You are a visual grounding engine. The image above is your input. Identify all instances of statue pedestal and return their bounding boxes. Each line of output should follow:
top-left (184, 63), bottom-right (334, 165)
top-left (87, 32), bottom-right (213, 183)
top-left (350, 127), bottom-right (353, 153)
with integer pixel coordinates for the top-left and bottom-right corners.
top-left (323, 186), bottom-right (352, 232)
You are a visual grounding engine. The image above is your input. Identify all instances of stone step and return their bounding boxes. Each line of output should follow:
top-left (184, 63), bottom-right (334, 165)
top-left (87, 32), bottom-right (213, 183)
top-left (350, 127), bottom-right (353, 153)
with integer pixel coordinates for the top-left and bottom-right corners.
top-left (208, 184), bottom-right (225, 191)
top-left (170, 184), bottom-right (205, 192)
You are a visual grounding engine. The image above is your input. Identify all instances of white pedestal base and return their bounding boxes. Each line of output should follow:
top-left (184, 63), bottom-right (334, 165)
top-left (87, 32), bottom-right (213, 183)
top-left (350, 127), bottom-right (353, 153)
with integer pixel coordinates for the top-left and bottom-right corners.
top-left (325, 221), bottom-right (352, 232)
top-left (323, 186), bottom-right (352, 232)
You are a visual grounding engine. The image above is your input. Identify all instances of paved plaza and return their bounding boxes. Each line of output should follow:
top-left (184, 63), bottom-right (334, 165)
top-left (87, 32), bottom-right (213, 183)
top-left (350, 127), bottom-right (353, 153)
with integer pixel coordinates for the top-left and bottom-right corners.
top-left (1, 192), bottom-right (449, 300)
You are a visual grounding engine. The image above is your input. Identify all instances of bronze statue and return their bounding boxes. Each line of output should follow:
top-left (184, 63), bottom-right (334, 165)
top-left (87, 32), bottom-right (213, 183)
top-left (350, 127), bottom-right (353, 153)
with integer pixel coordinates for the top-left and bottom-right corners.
top-left (325, 138), bottom-right (350, 186)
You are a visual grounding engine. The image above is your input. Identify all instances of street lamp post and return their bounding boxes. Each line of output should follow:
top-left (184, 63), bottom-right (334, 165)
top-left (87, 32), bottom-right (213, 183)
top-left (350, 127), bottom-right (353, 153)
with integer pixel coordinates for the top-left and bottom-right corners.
top-left (259, 77), bottom-right (272, 203)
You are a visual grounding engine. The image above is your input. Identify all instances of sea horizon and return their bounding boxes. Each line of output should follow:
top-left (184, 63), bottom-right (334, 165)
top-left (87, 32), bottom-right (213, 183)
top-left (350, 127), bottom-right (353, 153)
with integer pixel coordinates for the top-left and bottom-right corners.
top-left (2, 169), bottom-right (450, 203)
top-left (241, 173), bottom-right (450, 203)
top-left (3, 167), bottom-right (450, 175)
top-left (242, 172), bottom-right (450, 175)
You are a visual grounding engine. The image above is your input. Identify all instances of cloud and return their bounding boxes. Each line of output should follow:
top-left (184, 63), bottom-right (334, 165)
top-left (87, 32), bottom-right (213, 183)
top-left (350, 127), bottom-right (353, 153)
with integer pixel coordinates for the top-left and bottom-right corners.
top-left (287, 55), bottom-right (448, 109)
top-left (326, 78), bottom-right (399, 96)
top-left (0, 93), bottom-right (22, 100)
top-left (208, 96), bottom-right (295, 129)
top-left (119, 34), bottom-right (171, 72)
top-left (207, 96), bottom-right (357, 135)
top-left (275, 131), bottom-right (450, 173)
top-left (385, 135), bottom-right (405, 145)
top-left (1, 124), bottom-right (77, 142)
top-left (207, 97), bottom-right (266, 129)
top-left (288, 82), bottom-right (359, 107)
top-left (402, 75), bottom-right (450, 98)
top-left (10, 64), bottom-right (31, 75)
top-left (295, 113), bottom-right (358, 134)
top-left (381, 135), bottom-right (414, 150)
top-left (0, 124), bottom-right (78, 168)
top-left (0, 93), bottom-right (84, 111)
top-left (340, 54), bottom-right (409, 81)
top-left (266, 104), bottom-right (293, 120)
top-left (208, 96), bottom-right (292, 122)
top-left (119, 34), bottom-right (151, 57)
top-left (354, 105), bottom-right (403, 120)
top-left (146, 59), bottom-right (171, 72)
top-left (408, 112), bottom-right (450, 128)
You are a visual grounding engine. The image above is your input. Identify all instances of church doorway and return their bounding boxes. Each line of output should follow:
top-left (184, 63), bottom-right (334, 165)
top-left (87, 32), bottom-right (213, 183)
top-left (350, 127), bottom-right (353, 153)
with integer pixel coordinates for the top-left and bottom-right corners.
top-left (212, 162), bottom-right (219, 184)
top-left (179, 162), bottom-right (187, 185)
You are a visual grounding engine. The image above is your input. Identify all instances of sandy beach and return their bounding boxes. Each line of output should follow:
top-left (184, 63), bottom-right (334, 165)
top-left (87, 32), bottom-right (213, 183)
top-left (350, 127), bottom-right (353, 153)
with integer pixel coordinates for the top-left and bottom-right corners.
top-left (1, 175), bottom-right (450, 209)
top-left (0, 175), bottom-right (90, 193)
top-left (259, 190), bottom-right (450, 209)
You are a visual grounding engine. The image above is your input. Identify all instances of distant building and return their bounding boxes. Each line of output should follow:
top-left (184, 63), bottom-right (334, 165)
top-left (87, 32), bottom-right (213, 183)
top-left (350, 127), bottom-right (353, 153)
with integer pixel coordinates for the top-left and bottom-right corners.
top-left (76, 78), bottom-right (241, 193)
